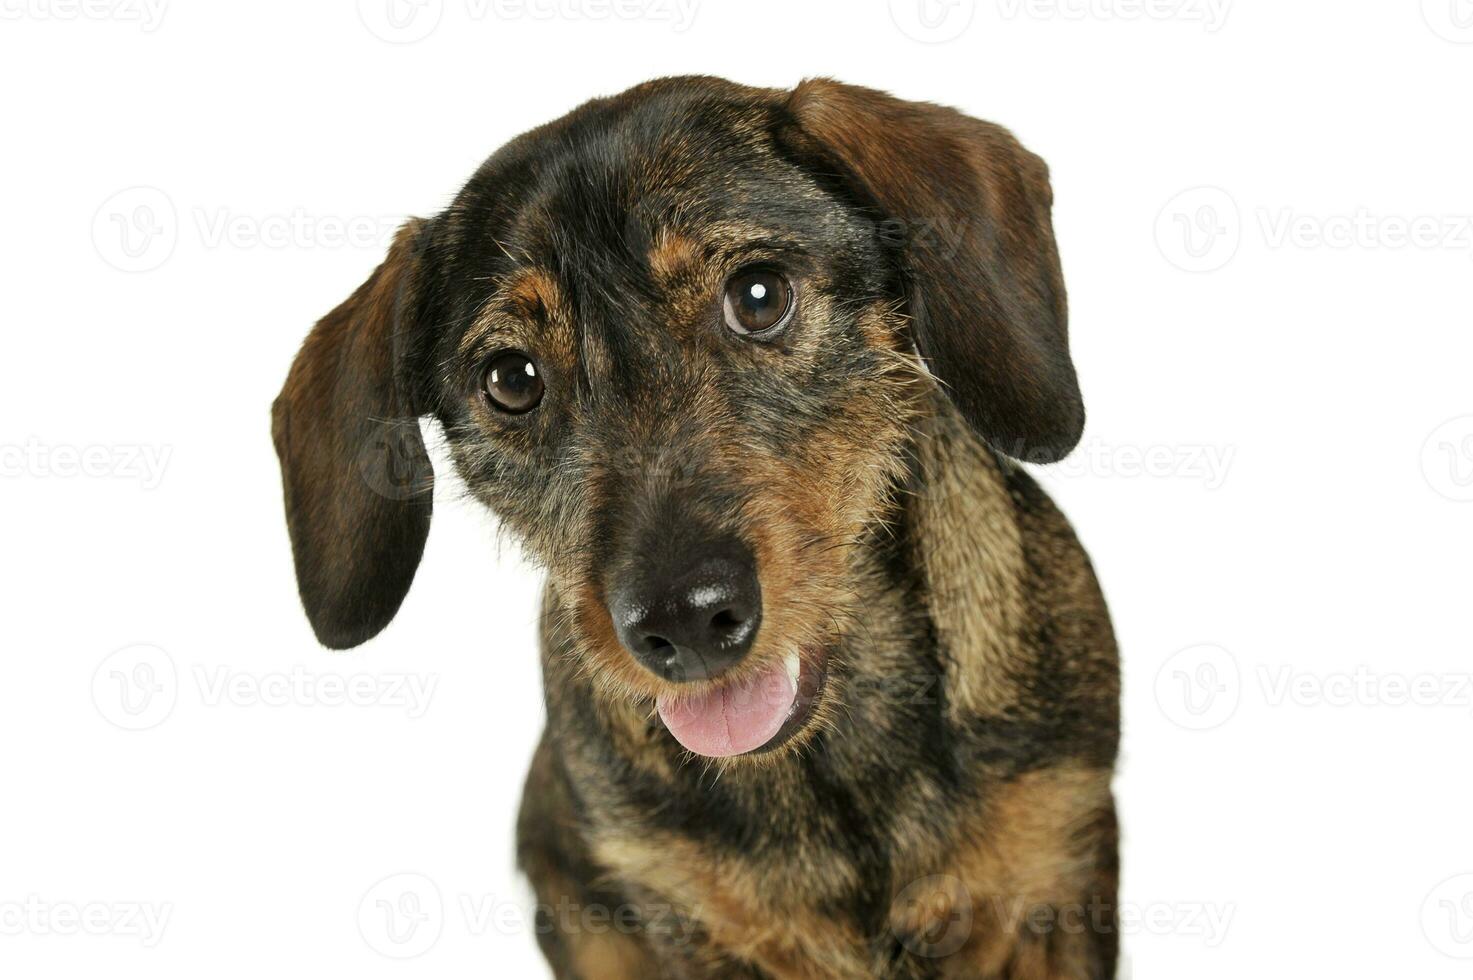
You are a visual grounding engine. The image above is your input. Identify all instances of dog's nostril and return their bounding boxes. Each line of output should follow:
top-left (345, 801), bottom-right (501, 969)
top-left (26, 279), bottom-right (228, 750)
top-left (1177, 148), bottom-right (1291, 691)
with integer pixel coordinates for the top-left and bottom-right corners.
top-left (643, 635), bottom-right (675, 655)
top-left (709, 608), bottom-right (741, 632)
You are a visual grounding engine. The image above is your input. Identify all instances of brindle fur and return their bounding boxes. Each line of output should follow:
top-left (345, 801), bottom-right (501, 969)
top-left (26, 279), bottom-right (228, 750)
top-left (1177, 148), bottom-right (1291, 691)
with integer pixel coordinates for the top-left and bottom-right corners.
top-left (273, 76), bottom-right (1120, 978)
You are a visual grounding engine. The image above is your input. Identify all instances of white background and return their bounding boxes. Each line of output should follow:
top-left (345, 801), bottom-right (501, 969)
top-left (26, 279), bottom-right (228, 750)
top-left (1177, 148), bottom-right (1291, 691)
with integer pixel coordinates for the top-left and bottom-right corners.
top-left (2, 1), bottom-right (1471, 977)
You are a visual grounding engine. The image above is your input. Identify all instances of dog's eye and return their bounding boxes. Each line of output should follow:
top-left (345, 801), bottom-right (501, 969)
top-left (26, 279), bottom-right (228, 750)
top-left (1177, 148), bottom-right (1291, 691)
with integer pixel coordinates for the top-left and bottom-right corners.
top-left (482, 351), bottom-right (544, 413)
top-left (723, 268), bottom-right (793, 336)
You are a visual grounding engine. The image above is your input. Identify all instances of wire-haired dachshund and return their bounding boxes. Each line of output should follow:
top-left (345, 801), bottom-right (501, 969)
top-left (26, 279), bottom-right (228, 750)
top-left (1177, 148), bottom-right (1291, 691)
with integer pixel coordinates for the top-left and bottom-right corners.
top-left (273, 75), bottom-right (1119, 979)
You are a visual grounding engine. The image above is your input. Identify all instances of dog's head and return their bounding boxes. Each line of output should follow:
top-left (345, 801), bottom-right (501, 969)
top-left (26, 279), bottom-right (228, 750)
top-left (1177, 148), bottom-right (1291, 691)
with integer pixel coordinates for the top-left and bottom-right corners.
top-left (273, 76), bottom-right (1080, 759)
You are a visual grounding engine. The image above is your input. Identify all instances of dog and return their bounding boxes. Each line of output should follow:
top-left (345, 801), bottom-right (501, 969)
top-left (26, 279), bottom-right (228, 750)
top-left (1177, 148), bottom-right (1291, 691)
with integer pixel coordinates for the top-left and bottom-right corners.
top-left (272, 76), bottom-right (1120, 978)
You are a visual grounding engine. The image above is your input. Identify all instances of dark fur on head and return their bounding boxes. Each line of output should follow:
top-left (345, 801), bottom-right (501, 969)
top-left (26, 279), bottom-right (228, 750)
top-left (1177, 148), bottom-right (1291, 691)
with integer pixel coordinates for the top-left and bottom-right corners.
top-left (274, 76), bottom-right (1118, 977)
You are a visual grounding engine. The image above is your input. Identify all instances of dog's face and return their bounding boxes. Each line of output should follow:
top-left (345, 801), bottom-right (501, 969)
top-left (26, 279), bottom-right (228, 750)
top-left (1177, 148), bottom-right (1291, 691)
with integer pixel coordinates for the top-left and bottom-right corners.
top-left (273, 77), bottom-right (1082, 759)
top-left (425, 82), bottom-right (928, 758)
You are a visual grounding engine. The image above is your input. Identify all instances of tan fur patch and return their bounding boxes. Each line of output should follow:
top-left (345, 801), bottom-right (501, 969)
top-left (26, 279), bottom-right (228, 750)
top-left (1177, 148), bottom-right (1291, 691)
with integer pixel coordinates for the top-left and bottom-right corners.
top-left (963, 766), bottom-right (1110, 903)
top-left (890, 766), bottom-right (1114, 978)
top-left (646, 229), bottom-right (701, 283)
top-left (505, 267), bottom-right (557, 313)
top-left (910, 407), bottom-right (1030, 718)
top-left (570, 929), bottom-right (660, 980)
top-left (457, 266), bottom-right (573, 361)
top-left (593, 835), bottom-right (871, 979)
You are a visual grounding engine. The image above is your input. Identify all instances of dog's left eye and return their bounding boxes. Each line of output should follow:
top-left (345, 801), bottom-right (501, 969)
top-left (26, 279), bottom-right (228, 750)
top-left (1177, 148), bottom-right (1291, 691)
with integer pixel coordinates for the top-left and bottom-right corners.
top-left (723, 268), bottom-right (794, 336)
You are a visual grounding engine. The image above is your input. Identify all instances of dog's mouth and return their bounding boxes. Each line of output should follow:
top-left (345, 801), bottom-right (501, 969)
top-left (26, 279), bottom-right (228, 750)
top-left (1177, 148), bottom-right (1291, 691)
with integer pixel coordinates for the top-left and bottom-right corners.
top-left (655, 649), bottom-right (828, 758)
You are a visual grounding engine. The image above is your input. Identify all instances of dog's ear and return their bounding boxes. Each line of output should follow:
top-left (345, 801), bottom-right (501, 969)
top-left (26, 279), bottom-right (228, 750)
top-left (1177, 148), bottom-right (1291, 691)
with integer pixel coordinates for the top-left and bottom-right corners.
top-left (271, 218), bottom-right (434, 649)
top-left (785, 79), bottom-right (1083, 462)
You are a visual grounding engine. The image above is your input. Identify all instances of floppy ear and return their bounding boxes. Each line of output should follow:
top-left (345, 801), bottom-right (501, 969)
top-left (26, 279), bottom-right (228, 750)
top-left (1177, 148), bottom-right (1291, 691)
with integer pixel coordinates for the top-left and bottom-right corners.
top-left (271, 218), bottom-right (434, 649)
top-left (785, 79), bottom-right (1083, 462)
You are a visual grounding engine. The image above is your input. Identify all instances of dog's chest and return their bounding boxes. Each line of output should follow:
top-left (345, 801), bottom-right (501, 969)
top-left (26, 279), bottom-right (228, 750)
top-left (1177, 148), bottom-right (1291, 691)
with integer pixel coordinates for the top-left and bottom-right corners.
top-left (577, 753), bottom-right (966, 977)
top-left (589, 822), bottom-right (879, 977)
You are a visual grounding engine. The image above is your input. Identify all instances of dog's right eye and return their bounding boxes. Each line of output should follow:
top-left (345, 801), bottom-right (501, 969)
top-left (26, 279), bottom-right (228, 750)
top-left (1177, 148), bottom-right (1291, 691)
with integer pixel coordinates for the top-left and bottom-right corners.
top-left (723, 268), bottom-right (794, 336)
top-left (482, 350), bottom-right (544, 414)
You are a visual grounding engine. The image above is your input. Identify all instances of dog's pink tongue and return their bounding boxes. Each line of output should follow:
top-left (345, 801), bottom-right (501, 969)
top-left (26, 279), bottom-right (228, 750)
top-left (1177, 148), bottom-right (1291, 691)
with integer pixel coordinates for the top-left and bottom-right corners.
top-left (657, 660), bottom-right (797, 758)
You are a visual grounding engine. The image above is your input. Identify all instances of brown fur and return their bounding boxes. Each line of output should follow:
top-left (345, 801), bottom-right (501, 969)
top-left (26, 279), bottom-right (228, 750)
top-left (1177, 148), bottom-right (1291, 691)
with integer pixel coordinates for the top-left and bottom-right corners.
top-left (271, 218), bottom-right (433, 650)
top-left (272, 77), bottom-right (1119, 978)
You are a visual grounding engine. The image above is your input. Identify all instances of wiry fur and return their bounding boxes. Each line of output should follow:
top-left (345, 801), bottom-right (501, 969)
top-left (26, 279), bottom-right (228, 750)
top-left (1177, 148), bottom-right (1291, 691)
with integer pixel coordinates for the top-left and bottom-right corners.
top-left (272, 76), bottom-right (1119, 978)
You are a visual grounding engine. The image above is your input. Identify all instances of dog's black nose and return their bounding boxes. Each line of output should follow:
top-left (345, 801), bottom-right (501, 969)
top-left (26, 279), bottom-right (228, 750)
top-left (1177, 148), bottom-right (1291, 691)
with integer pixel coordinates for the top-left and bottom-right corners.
top-left (609, 541), bottom-right (761, 683)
